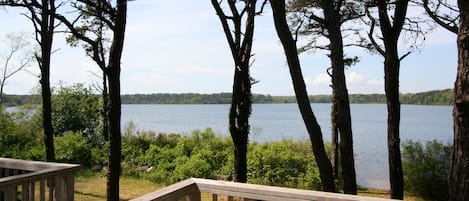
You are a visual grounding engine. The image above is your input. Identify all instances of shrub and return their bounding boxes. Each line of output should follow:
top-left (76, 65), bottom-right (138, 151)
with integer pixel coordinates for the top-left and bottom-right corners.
top-left (0, 108), bottom-right (44, 160)
top-left (54, 132), bottom-right (93, 167)
top-left (52, 83), bottom-right (102, 145)
top-left (402, 140), bottom-right (452, 201)
top-left (247, 140), bottom-right (322, 189)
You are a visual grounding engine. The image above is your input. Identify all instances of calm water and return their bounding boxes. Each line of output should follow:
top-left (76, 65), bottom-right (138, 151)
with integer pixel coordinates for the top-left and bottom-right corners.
top-left (122, 103), bottom-right (453, 189)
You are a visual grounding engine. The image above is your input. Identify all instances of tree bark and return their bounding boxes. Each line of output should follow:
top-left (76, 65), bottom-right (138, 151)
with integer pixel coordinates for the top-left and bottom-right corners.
top-left (270, 0), bottom-right (336, 192)
top-left (384, 46), bottom-right (403, 200)
top-left (211, 0), bottom-right (257, 183)
top-left (39, 0), bottom-right (56, 162)
top-left (331, 99), bottom-right (339, 179)
top-left (320, 0), bottom-right (357, 194)
top-left (449, 1), bottom-right (469, 200)
top-left (375, 0), bottom-right (408, 199)
top-left (106, 1), bottom-right (126, 200)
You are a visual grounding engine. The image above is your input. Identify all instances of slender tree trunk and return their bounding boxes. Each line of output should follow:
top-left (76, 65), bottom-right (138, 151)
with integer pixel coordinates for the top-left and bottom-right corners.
top-left (106, 67), bottom-right (121, 201)
top-left (106, 1), bottom-right (126, 200)
top-left (270, 0), bottom-right (335, 192)
top-left (229, 57), bottom-right (252, 183)
top-left (321, 0), bottom-right (357, 194)
top-left (449, 1), bottom-right (469, 200)
top-left (331, 100), bottom-right (339, 178)
top-left (211, 0), bottom-right (256, 183)
top-left (384, 46), bottom-right (403, 200)
top-left (40, 0), bottom-right (55, 162)
top-left (375, 0), bottom-right (408, 198)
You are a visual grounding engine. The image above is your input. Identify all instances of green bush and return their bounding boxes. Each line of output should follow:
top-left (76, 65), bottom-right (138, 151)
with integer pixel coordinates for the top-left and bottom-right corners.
top-left (0, 108), bottom-right (44, 160)
top-left (402, 140), bottom-right (452, 201)
top-left (52, 83), bottom-right (102, 145)
top-left (248, 140), bottom-right (322, 189)
top-left (54, 132), bottom-right (93, 167)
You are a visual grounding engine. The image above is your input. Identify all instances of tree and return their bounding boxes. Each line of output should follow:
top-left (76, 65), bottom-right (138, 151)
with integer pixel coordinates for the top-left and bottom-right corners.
top-left (287, 0), bottom-right (362, 194)
top-left (0, 0), bottom-right (60, 163)
top-left (0, 32), bottom-right (33, 104)
top-left (52, 83), bottom-right (101, 144)
top-left (210, 0), bottom-right (265, 183)
top-left (366, 1), bottom-right (407, 199)
top-left (269, 0), bottom-right (336, 192)
top-left (365, 0), bottom-right (427, 198)
top-left (449, 1), bottom-right (469, 200)
top-left (421, 0), bottom-right (459, 34)
top-left (54, 0), bottom-right (128, 200)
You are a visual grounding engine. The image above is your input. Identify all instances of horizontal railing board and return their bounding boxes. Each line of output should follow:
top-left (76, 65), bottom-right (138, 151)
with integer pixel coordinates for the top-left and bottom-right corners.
top-left (130, 179), bottom-right (199, 201)
top-left (131, 178), bottom-right (398, 201)
top-left (0, 158), bottom-right (79, 172)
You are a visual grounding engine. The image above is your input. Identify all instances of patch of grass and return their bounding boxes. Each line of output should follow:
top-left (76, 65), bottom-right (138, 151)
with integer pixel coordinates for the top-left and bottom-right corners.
top-left (74, 175), bottom-right (161, 201)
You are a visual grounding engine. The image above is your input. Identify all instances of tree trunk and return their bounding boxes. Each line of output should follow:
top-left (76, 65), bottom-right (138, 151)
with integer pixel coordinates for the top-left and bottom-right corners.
top-left (211, 0), bottom-right (256, 183)
top-left (270, 0), bottom-right (336, 192)
top-left (375, 0), bottom-right (408, 198)
top-left (321, 0), bottom-right (357, 194)
top-left (40, 0), bottom-right (55, 162)
top-left (449, 1), bottom-right (469, 200)
top-left (229, 58), bottom-right (252, 183)
top-left (106, 67), bottom-right (121, 201)
top-left (102, 71), bottom-right (109, 141)
top-left (331, 99), bottom-right (339, 179)
top-left (106, 1), bottom-right (126, 200)
top-left (384, 46), bottom-right (403, 200)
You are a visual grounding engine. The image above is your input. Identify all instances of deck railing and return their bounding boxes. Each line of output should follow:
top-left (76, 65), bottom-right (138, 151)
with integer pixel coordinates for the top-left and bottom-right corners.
top-left (0, 158), bottom-right (81, 201)
top-left (130, 178), bottom-right (396, 201)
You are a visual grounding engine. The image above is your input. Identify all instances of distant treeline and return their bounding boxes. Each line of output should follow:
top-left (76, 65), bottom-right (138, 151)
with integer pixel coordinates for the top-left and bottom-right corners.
top-left (3, 89), bottom-right (453, 106)
top-left (120, 89), bottom-right (453, 105)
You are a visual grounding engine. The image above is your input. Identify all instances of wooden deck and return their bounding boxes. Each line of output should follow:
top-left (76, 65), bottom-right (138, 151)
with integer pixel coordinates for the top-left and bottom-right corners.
top-left (131, 178), bottom-right (397, 201)
top-left (0, 158), bottom-right (81, 201)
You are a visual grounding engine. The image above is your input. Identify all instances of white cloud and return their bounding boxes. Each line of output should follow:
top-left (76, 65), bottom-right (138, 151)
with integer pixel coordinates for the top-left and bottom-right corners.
top-left (309, 72), bottom-right (383, 95)
top-left (346, 72), bottom-right (384, 94)
top-left (312, 73), bottom-right (331, 86)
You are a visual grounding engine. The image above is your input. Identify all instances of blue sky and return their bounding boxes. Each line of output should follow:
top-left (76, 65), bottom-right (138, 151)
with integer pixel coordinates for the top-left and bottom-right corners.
top-left (0, 0), bottom-right (458, 96)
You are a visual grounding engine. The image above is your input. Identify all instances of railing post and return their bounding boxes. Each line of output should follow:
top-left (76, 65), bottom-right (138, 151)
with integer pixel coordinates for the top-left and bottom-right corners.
top-left (65, 173), bottom-right (75, 201)
top-left (54, 175), bottom-right (65, 201)
top-left (40, 179), bottom-right (45, 201)
top-left (22, 182), bottom-right (29, 201)
top-left (4, 185), bottom-right (17, 201)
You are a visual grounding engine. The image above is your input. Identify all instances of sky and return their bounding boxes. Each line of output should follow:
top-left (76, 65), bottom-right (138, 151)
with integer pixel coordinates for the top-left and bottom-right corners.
top-left (0, 0), bottom-right (458, 96)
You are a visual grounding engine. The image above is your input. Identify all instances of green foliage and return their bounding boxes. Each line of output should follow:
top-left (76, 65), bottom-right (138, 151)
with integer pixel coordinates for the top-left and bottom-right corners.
top-left (248, 140), bottom-right (322, 189)
top-left (52, 83), bottom-right (102, 144)
top-left (54, 132), bottom-right (93, 167)
top-left (131, 128), bottom-right (234, 185)
top-left (402, 140), bottom-right (452, 201)
top-left (0, 107), bottom-right (44, 160)
top-left (121, 127), bottom-right (324, 189)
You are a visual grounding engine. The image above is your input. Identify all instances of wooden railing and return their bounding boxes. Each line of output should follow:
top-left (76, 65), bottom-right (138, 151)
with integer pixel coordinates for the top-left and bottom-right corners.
top-left (0, 158), bottom-right (81, 201)
top-left (130, 178), bottom-right (396, 201)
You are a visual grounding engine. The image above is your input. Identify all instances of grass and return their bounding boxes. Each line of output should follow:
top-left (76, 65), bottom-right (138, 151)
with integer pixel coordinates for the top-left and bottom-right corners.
top-left (74, 173), bottom-right (161, 201)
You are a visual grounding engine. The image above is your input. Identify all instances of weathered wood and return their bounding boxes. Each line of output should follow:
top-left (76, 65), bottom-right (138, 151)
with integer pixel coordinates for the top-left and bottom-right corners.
top-left (130, 179), bottom-right (199, 201)
top-left (131, 178), bottom-right (398, 201)
top-left (66, 173), bottom-right (74, 201)
top-left (22, 182), bottom-right (29, 201)
top-left (0, 158), bottom-right (80, 201)
top-left (29, 181), bottom-right (35, 201)
top-left (40, 179), bottom-right (45, 201)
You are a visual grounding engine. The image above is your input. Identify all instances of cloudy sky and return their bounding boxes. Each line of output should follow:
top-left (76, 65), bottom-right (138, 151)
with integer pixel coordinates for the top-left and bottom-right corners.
top-left (0, 0), bottom-right (458, 95)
